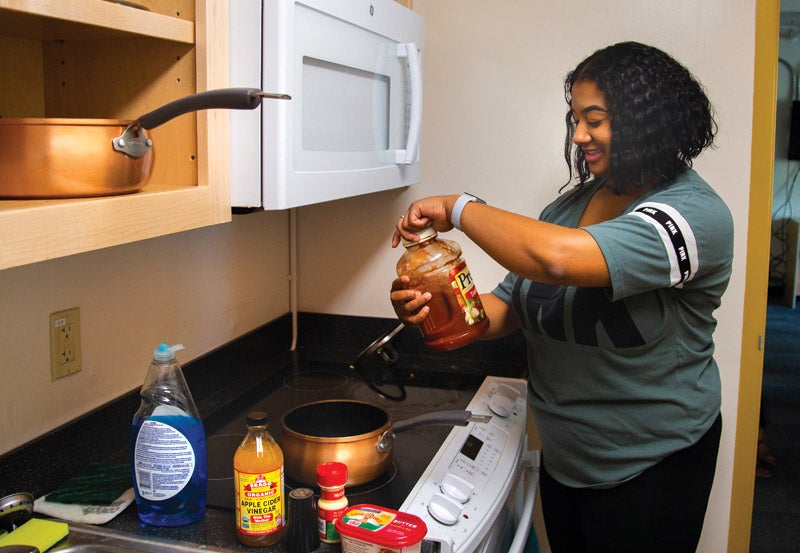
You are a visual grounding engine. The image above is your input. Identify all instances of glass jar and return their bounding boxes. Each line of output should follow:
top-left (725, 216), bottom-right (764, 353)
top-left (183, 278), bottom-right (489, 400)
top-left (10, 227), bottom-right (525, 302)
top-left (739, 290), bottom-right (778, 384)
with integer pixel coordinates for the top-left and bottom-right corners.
top-left (233, 411), bottom-right (286, 546)
top-left (316, 462), bottom-right (348, 543)
top-left (396, 228), bottom-right (489, 351)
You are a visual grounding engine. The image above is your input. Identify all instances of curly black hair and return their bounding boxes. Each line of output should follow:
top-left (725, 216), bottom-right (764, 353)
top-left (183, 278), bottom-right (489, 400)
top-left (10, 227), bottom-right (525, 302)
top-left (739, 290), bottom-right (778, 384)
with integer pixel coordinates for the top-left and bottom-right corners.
top-left (563, 41), bottom-right (717, 194)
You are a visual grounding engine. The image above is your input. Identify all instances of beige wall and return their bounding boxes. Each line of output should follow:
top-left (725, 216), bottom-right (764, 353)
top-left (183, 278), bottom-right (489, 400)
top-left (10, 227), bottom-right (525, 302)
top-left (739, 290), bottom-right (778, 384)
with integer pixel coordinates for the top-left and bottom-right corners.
top-left (0, 210), bottom-right (290, 453)
top-left (0, 1), bottom-right (758, 550)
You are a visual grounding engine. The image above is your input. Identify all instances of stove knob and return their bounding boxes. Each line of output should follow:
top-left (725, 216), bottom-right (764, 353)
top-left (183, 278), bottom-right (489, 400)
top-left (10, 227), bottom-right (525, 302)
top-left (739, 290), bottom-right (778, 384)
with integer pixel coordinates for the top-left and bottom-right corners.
top-left (428, 492), bottom-right (462, 525)
top-left (440, 473), bottom-right (473, 503)
top-left (488, 384), bottom-right (518, 417)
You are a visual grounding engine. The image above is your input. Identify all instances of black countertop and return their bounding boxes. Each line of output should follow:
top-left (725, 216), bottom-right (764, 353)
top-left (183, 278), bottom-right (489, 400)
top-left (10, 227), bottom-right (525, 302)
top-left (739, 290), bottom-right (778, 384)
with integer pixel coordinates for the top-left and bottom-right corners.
top-left (0, 313), bottom-right (525, 552)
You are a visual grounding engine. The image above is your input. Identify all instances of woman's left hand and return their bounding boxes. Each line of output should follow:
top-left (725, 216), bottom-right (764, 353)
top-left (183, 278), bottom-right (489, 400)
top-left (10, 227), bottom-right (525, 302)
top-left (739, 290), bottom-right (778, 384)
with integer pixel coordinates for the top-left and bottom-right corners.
top-left (390, 275), bottom-right (431, 326)
top-left (392, 195), bottom-right (459, 247)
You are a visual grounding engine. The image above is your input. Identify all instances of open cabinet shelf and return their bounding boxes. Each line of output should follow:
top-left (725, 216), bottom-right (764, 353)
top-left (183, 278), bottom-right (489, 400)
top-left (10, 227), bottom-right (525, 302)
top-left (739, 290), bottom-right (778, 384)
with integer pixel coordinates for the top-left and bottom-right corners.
top-left (0, 0), bottom-right (231, 271)
top-left (0, 0), bottom-right (195, 42)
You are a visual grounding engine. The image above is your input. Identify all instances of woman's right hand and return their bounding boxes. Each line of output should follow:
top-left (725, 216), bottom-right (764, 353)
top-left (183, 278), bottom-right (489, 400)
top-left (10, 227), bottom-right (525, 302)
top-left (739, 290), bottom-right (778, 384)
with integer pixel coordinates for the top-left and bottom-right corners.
top-left (390, 275), bottom-right (432, 326)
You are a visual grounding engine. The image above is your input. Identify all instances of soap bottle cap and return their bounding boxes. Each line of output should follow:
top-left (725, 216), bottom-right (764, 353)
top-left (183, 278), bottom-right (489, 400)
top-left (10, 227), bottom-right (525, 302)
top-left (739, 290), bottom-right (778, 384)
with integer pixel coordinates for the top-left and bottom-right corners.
top-left (153, 342), bottom-right (185, 362)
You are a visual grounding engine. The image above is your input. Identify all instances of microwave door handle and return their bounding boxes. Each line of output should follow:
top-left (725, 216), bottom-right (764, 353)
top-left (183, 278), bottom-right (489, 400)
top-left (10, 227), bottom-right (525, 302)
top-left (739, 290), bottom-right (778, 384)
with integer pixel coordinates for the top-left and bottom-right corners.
top-left (395, 43), bottom-right (422, 165)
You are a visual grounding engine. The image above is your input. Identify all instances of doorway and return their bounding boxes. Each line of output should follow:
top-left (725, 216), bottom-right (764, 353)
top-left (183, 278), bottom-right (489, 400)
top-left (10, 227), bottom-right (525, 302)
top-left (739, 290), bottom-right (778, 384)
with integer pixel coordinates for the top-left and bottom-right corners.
top-left (749, 6), bottom-right (800, 552)
top-left (727, 1), bottom-right (778, 551)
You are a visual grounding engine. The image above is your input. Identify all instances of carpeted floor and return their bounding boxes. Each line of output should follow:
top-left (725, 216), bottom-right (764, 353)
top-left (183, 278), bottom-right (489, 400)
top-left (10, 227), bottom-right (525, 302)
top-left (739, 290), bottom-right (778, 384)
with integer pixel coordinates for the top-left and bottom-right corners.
top-left (749, 301), bottom-right (800, 553)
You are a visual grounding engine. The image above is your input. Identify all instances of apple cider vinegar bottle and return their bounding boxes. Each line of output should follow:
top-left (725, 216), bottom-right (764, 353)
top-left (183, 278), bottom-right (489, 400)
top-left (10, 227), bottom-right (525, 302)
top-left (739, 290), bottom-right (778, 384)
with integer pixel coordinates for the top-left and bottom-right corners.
top-left (234, 411), bottom-right (286, 546)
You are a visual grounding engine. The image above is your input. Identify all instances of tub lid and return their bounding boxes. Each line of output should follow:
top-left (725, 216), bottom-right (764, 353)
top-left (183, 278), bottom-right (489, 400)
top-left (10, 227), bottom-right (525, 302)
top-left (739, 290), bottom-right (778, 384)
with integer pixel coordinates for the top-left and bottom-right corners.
top-left (335, 504), bottom-right (427, 547)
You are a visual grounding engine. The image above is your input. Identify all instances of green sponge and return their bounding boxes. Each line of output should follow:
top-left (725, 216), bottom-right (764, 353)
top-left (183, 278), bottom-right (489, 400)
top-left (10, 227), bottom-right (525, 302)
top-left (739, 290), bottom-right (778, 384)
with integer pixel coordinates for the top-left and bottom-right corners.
top-left (45, 464), bottom-right (131, 505)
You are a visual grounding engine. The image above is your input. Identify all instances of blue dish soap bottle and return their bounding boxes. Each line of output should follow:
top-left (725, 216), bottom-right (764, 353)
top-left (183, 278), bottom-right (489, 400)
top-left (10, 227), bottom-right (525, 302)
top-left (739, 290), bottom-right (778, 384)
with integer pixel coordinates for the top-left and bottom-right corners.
top-left (131, 342), bottom-right (207, 526)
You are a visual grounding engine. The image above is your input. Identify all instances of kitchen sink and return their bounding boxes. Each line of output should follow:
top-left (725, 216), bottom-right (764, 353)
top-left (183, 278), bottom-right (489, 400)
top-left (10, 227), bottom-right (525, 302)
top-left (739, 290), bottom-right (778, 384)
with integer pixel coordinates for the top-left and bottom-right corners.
top-left (50, 522), bottom-right (239, 553)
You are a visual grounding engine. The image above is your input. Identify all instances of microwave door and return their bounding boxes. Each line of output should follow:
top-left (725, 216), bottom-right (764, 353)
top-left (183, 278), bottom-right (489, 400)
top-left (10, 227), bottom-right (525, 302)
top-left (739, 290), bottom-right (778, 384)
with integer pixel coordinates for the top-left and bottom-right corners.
top-left (262, 0), bottom-right (423, 209)
top-left (229, 0), bottom-right (264, 209)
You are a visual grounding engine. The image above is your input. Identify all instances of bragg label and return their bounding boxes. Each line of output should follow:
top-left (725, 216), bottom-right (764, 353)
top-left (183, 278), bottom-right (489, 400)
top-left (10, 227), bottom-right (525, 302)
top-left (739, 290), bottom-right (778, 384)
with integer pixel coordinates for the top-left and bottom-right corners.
top-left (235, 468), bottom-right (284, 535)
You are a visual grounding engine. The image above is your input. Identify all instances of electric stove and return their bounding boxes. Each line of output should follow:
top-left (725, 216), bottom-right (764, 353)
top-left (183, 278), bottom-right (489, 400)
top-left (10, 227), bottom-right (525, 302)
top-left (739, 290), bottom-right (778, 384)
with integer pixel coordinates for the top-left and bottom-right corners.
top-left (205, 357), bottom-right (500, 511)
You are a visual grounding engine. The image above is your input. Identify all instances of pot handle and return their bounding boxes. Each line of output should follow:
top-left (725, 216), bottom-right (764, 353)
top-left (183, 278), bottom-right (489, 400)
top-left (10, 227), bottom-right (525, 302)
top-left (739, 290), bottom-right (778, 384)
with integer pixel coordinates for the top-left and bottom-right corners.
top-left (376, 410), bottom-right (491, 453)
top-left (112, 88), bottom-right (291, 158)
top-left (137, 88), bottom-right (290, 130)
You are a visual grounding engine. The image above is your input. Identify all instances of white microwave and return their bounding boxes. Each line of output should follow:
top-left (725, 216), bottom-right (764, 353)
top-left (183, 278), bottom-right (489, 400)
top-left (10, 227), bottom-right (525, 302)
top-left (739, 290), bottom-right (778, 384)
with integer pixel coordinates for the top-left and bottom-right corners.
top-left (229, 0), bottom-right (424, 210)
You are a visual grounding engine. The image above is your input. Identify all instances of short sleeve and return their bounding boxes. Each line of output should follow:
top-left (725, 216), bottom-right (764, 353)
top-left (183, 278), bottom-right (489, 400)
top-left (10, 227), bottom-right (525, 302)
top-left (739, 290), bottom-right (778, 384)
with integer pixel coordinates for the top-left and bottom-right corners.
top-left (492, 272), bottom-right (516, 305)
top-left (583, 177), bottom-right (733, 301)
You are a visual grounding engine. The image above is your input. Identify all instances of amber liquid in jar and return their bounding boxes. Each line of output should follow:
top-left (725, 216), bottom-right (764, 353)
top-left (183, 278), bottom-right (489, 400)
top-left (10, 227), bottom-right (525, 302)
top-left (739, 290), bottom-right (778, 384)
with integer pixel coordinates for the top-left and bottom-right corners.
top-left (234, 412), bottom-right (286, 546)
top-left (397, 228), bottom-right (489, 351)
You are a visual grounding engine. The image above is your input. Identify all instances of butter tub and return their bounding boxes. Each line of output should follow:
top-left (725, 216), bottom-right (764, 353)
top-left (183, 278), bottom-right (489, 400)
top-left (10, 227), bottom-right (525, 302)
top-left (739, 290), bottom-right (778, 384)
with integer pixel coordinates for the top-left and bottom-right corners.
top-left (335, 504), bottom-right (427, 553)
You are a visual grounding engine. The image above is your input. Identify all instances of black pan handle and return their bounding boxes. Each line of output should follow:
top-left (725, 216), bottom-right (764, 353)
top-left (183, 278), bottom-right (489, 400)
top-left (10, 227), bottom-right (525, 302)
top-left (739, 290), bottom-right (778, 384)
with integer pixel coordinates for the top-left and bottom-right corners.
top-left (113, 88), bottom-right (290, 158)
top-left (138, 88), bottom-right (290, 130)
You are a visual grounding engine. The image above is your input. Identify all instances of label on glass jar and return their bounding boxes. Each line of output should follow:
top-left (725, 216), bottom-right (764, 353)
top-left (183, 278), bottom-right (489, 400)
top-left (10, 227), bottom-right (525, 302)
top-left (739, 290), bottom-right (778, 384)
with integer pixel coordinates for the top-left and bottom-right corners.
top-left (235, 467), bottom-right (284, 536)
top-left (449, 260), bottom-right (486, 325)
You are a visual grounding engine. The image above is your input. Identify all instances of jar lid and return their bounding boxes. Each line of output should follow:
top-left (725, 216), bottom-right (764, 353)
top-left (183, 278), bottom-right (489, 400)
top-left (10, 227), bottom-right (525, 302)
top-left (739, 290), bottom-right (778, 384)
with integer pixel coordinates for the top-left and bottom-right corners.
top-left (246, 411), bottom-right (269, 426)
top-left (316, 462), bottom-right (348, 486)
top-left (335, 504), bottom-right (427, 547)
top-left (401, 226), bottom-right (437, 248)
top-left (288, 487), bottom-right (314, 501)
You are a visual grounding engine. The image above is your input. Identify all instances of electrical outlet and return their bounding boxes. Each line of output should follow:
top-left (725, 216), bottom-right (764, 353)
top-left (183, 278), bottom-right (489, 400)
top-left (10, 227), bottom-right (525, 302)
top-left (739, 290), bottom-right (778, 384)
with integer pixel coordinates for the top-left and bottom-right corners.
top-left (50, 307), bottom-right (82, 380)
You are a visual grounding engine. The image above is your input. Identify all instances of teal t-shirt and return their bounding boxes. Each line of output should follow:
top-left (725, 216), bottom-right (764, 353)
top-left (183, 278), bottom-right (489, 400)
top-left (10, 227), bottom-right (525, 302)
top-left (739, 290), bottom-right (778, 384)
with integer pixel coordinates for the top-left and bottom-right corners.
top-left (492, 169), bottom-right (733, 488)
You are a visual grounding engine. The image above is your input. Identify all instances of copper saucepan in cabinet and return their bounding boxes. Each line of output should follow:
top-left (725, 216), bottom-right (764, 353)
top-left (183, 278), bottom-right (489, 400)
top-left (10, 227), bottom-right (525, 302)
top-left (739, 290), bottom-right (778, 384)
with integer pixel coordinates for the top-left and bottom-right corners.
top-left (0, 88), bottom-right (289, 199)
top-left (278, 399), bottom-right (491, 486)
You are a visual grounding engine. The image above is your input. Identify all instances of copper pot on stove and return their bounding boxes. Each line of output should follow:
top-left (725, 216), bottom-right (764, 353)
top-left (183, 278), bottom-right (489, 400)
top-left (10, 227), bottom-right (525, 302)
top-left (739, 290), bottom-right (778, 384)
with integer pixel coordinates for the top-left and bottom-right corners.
top-left (279, 399), bottom-right (490, 486)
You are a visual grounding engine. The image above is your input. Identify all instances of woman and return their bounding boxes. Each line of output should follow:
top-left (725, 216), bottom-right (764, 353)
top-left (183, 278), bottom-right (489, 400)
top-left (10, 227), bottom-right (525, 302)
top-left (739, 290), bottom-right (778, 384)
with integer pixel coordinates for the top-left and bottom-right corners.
top-left (390, 42), bottom-right (733, 553)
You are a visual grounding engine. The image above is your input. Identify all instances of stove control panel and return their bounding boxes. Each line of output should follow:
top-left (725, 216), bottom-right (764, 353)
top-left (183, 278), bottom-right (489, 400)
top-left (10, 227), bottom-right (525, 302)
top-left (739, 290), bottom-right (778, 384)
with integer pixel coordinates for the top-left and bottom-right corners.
top-left (400, 376), bottom-right (529, 553)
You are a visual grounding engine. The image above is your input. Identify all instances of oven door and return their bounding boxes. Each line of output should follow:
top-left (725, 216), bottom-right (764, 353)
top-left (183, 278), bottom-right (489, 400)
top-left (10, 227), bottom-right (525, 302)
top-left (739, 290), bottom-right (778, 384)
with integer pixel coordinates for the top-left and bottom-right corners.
top-left (230, 0), bottom-right (423, 209)
top-left (476, 452), bottom-right (540, 553)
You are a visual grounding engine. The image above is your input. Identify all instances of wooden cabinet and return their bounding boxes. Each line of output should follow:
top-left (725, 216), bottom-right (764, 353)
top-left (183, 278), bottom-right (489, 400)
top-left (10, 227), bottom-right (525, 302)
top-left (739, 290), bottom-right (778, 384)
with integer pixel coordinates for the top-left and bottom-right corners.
top-left (0, 0), bottom-right (230, 270)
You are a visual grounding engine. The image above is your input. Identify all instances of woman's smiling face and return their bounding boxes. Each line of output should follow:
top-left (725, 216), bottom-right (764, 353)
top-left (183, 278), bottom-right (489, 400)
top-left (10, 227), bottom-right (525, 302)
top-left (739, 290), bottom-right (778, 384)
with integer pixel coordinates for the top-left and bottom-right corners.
top-left (570, 80), bottom-right (612, 180)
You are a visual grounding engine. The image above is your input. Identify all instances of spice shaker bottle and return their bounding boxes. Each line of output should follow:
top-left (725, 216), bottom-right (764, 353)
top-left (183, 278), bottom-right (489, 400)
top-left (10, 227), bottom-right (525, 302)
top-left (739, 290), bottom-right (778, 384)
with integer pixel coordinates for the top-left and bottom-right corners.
top-left (317, 462), bottom-right (348, 543)
top-left (397, 227), bottom-right (489, 351)
top-left (287, 487), bottom-right (320, 553)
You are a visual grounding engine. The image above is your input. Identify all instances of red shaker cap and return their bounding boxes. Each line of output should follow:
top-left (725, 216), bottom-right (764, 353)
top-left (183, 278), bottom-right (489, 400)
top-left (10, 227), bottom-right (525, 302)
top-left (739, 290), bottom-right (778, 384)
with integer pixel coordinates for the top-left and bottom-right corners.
top-left (317, 462), bottom-right (348, 487)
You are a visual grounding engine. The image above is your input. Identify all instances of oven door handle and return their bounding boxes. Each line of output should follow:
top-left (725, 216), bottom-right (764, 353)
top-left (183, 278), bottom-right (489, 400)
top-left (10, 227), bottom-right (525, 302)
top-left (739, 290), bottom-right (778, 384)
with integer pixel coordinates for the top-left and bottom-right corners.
top-left (507, 450), bottom-right (541, 553)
